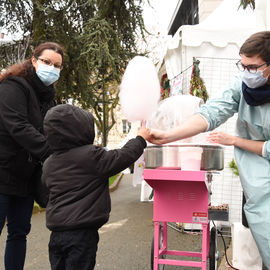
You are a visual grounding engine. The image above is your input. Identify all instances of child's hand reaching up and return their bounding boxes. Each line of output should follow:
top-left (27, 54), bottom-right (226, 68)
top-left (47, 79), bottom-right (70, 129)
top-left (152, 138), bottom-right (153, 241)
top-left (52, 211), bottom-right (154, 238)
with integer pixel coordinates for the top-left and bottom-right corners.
top-left (138, 126), bottom-right (151, 141)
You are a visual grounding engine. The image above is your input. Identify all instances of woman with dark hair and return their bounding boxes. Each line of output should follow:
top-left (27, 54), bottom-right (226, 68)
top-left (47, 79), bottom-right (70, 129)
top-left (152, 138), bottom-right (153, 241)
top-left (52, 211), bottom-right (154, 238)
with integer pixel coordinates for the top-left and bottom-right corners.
top-left (0, 42), bottom-right (64, 270)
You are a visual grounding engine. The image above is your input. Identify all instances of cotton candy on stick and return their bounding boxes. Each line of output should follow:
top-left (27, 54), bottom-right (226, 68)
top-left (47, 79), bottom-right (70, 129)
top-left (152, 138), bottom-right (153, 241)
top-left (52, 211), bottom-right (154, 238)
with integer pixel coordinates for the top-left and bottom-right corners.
top-left (120, 56), bottom-right (160, 122)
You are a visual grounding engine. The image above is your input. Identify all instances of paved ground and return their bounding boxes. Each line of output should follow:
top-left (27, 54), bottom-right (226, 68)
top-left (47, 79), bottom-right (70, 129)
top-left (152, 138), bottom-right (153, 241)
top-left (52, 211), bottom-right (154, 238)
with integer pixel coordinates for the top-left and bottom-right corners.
top-left (0, 174), bottom-right (231, 269)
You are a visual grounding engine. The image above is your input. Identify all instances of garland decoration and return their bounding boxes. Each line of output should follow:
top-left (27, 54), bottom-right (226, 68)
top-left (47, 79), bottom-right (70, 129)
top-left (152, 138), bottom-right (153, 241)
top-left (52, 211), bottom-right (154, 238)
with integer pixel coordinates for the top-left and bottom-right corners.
top-left (189, 57), bottom-right (209, 103)
top-left (239, 0), bottom-right (255, 10)
top-left (160, 74), bottom-right (170, 100)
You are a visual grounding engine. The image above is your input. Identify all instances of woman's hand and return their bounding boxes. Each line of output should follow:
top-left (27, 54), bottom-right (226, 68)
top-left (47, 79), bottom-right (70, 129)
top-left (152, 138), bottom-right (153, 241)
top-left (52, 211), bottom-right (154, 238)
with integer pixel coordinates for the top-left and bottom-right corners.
top-left (207, 131), bottom-right (236, 146)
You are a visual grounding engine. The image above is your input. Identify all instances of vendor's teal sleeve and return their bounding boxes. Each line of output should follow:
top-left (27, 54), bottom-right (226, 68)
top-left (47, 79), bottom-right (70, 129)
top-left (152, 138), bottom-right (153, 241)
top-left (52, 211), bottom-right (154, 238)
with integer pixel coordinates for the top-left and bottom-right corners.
top-left (199, 77), bottom-right (241, 131)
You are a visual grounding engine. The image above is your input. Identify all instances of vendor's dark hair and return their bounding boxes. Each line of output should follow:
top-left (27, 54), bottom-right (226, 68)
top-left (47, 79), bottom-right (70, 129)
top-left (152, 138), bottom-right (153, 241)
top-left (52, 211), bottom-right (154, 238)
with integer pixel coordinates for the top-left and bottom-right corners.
top-left (0, 42), bottom-right (64, 83)
top-left (240, 31), bottom-right (270, 63)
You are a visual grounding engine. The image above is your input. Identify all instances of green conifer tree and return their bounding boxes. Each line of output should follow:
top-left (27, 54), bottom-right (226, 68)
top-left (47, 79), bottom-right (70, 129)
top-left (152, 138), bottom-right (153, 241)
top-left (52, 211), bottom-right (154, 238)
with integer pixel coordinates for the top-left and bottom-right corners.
top-left (0, 0), bottom-right (146, 146)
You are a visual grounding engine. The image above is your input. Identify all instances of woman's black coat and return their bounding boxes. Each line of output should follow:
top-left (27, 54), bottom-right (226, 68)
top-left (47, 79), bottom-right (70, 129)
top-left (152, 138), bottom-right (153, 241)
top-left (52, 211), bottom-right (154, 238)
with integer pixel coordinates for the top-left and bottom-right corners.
top-left (0, 74), bottom-right (54, 196)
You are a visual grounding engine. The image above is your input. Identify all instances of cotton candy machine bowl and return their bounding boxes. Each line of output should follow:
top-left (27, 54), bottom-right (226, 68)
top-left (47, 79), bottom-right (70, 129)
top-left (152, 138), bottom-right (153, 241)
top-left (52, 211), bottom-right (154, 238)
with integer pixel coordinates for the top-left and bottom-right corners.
top-left (144, 144), bottom-right (224, 171)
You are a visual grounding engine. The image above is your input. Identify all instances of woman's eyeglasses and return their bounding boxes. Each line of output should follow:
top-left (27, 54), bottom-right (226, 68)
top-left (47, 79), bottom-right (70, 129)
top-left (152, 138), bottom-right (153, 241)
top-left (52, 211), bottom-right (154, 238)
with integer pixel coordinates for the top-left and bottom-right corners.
top-left (236, 60), bottom-right (270, 74)
top-left (37, 57), bottom-right (63, 70)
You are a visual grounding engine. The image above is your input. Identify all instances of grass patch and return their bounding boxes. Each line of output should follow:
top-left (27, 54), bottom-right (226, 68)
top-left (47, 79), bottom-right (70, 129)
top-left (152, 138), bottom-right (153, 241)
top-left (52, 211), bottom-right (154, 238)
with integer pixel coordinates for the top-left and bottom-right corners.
top-left (109, 174), bottom-right (119, 186)
top-left (33, 201), bottom-right (45, 214)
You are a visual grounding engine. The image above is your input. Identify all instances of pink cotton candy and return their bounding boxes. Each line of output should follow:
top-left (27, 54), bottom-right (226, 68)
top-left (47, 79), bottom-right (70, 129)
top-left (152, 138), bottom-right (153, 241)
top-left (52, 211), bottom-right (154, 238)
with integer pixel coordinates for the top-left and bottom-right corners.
top-left (120, 56), bottom-right (160, 122)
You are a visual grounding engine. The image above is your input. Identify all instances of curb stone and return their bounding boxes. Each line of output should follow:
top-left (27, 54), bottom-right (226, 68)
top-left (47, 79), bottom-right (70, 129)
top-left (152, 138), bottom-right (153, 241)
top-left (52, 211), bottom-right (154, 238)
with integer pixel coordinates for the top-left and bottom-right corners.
top-left (218, 239), bottom-right (232, 270)
top-left (32, 205), bottom-right (45, 215)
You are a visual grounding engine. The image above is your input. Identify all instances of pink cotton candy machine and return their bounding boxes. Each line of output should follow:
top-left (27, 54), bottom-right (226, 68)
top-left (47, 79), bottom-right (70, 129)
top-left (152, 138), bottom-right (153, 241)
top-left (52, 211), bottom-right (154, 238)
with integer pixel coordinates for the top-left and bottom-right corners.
top-left (144, 95), bottom-right (228, 269)
top-left (144, 145), bottom-right (227, 270)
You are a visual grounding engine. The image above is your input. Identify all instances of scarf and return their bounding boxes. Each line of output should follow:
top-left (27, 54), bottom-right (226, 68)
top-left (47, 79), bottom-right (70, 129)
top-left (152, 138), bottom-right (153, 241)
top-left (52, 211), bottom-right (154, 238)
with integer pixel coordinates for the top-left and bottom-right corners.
top-left (26, 69), bottom-right (56, 117)
top-left (242, 82), bottom-right (270, 106)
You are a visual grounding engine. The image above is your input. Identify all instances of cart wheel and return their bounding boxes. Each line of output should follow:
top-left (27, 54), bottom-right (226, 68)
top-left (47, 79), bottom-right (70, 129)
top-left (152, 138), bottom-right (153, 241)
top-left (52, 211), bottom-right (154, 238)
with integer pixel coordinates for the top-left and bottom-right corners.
top-left (209, 227), bottom-right (219, 270)
top-left (151, 224), bottom-right (165, 270)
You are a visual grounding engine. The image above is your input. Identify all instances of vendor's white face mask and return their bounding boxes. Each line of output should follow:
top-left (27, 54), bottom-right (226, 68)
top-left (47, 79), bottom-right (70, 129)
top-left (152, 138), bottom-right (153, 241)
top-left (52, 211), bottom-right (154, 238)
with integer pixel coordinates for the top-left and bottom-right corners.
top-left (241, 69), bottom-right (268, 88)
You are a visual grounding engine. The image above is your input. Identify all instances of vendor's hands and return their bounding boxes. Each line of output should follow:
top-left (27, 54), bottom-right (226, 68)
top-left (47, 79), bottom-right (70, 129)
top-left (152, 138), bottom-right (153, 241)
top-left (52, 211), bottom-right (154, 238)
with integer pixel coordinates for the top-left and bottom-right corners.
top-left (137, 124), bottom-right (167, 145)
top-left (146, 129), bottom-right (168, 145)
top-left (207, 131), bottom-right (236, 146)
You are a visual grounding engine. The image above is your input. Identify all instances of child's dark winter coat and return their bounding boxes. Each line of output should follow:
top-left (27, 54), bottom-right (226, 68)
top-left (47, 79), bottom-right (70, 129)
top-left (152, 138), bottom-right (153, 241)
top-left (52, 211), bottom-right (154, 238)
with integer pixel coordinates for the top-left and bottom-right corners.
top-left (43, 104), bottom-right (146, 231)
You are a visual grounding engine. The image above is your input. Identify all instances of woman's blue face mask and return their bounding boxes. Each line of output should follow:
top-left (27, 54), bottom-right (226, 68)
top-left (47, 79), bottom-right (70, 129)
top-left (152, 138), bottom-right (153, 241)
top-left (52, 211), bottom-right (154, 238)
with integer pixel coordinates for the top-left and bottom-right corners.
top-left (36, 63), bottom-right (60, 86)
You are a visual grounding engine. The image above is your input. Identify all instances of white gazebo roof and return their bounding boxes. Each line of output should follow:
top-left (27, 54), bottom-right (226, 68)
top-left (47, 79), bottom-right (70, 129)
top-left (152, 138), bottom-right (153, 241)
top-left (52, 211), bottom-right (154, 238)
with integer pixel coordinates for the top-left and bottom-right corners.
top-left (168, 0), bottom-right (269, 51)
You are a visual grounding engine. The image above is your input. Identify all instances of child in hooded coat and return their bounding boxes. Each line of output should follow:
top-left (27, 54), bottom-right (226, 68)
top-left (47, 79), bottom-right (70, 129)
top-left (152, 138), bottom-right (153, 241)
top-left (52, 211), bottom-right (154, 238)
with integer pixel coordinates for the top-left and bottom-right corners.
top-left (42, 104), bottom-right (150, 270)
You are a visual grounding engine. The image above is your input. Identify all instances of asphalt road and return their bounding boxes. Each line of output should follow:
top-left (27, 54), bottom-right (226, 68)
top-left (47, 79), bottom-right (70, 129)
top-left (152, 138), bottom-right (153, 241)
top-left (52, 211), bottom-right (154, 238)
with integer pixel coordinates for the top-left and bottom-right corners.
top-left (0, 174), bottom-right (230, 269)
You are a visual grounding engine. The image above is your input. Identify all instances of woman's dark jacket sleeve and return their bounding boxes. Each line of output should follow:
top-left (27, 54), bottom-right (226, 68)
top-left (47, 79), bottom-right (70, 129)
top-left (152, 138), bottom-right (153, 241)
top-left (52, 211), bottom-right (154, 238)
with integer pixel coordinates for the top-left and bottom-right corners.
top-left (0, 77), bottom-right (50, 161)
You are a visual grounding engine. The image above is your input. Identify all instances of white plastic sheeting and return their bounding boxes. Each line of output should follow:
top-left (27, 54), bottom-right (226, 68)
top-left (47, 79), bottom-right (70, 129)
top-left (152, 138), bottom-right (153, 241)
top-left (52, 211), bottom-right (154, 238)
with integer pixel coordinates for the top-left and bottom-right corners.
top-left (232, 222), bottom-right (262, 269)
top-left (148, 95), bottom-right (207, 143)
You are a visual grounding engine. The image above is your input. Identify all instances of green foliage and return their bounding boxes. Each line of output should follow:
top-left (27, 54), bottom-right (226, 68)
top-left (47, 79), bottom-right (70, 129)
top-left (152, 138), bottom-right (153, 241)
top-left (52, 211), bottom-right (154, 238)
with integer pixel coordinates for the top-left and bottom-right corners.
top-left (149, 189), bottom-right (154, 200)
top-left (33, 201), bottom-right (45, 213)
top-left (0, 0), bottom-right (32, 35)
top-left (109, 174), bottom-right (119, 186)
top-left (161, 78), bottom-right (170, 100)
top-left (229, 159), bottom-right (239, 176)
top-left (189, 57), bottom-right (209, 103)
top-left (0, 0), bottom-right (146, 146)
top-left (0, 37), bottom-right (31, 68)
top-left (239, 0), bottom-right (255, 10)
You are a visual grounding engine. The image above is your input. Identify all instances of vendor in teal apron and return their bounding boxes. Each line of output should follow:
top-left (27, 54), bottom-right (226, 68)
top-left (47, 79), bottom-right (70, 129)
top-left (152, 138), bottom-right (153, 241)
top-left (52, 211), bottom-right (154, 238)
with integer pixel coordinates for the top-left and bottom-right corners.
top-left (147, 31), bottom-right (270, 269)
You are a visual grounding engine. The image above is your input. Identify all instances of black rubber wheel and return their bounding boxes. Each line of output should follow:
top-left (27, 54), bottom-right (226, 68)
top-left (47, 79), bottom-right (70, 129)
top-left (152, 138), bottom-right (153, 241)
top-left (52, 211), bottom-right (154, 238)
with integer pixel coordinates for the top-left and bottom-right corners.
top-left (151, 224), bottom-right (165, 270)
top-left (209, 226), bottom-right (218, 270)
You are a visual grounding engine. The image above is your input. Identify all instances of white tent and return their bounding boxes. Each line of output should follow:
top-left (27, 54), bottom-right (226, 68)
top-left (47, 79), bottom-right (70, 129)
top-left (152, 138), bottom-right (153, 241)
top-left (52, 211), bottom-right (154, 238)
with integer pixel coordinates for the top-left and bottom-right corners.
top-left (158, 0), bottom-right (270, 225)
top-left (164, 0), bottom-right (269, 80)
